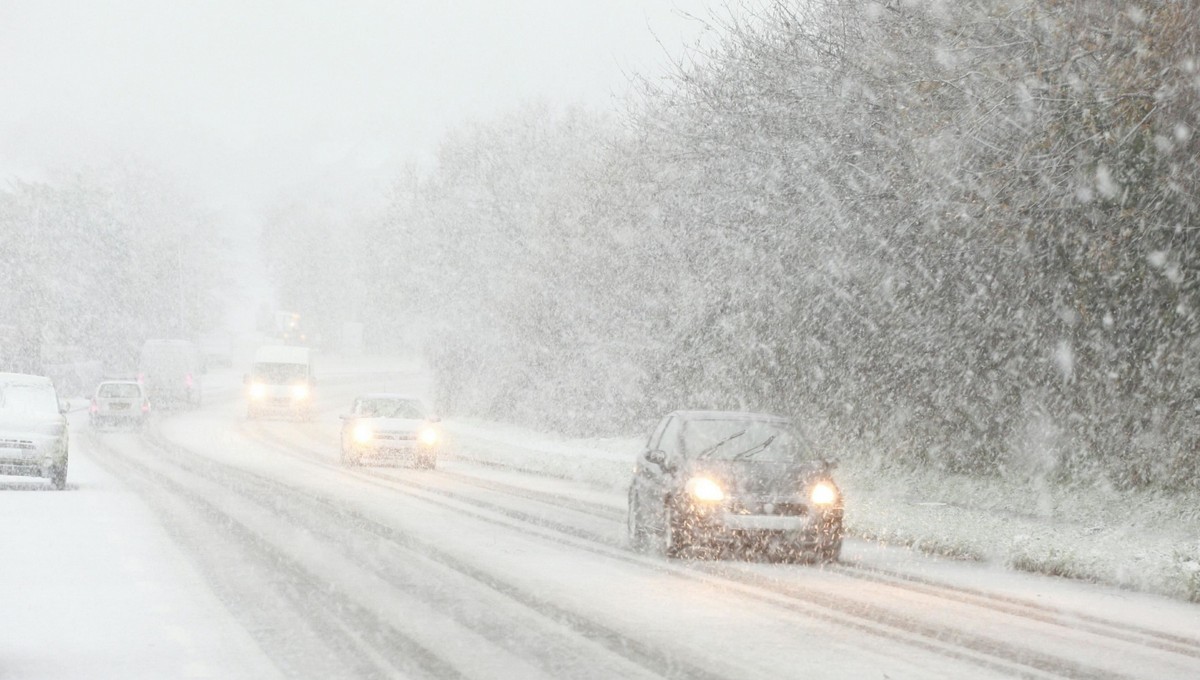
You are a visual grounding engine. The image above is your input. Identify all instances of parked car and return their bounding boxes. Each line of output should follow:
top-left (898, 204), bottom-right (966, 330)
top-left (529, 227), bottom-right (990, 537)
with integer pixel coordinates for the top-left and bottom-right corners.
top-left (339, 394), bottom-right (440, 469)
top-left (627, 410), bottom-right (843, 561)
top-left (138, 339), bottom-right (202, 409)
top-left (0, 373), bottom-right (69, 489)
top-left (89, 380), bottom-right (150, 429)
top-left (244, 345), bottom-right (315, 420)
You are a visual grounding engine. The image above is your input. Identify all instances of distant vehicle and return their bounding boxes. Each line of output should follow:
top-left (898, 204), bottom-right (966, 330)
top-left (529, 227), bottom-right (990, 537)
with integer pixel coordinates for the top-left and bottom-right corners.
top-left (273, 311), bottom-right (308, 345)
top-left (138, 339), bottom-right (202, 408)
top-left (0, 373), bottom-right (69, 489)
top-left (339, 393), bottom-right (440, 469)
top-left (198, 331), bottom-right (234, 369)
top-left (41, 344), bottom-right (104, 398)
top-left (89, 380), bottom-right (150, 429)
top-left (627, 410), bottom-right (843, 562)
top-left (244, 345), bottom-right (315, 420)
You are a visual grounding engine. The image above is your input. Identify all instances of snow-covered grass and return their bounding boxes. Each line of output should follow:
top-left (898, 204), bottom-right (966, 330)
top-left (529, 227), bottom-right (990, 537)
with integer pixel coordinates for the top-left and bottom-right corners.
top-left (443, 418), bottom-right (1200, 604)
top-left (840, 460), bottom-right (1200, 603)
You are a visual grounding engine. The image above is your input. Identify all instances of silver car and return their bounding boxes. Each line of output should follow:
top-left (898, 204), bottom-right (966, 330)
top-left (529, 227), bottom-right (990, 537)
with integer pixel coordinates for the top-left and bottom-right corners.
top-left (90, 380), bottom-right (150, 428)
top-left (0, 373), bottom-right (70, 489)
top-left (339, 394), bottom-right (441, 469)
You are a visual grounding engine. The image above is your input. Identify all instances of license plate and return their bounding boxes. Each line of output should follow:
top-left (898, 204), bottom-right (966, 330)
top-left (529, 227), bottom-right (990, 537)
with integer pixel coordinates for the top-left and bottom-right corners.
top-left (110, 402), bottom-right (131, 410)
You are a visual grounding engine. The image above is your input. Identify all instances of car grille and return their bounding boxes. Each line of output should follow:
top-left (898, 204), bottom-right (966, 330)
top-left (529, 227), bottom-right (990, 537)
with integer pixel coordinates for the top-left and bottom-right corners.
top-left (0, 438), bottom-right (36, 450)
top-left (373, 432), bottom-right (416, 442)
top-left (731, 501), bottom-right (807, 516)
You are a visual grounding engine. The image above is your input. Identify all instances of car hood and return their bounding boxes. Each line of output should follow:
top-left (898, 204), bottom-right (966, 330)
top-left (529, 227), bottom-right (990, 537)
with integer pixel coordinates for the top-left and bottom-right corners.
top-left (357, 417), bottom-right (431, 433)
top-left (683, 458), bottom-right (827, 496)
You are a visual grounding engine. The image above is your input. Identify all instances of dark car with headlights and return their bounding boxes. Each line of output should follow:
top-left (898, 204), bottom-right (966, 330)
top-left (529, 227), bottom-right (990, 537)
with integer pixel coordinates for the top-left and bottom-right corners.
top-left (339, 394), bottom-right (441, 469)
top-left (627, 410), bottom-right (843, 561)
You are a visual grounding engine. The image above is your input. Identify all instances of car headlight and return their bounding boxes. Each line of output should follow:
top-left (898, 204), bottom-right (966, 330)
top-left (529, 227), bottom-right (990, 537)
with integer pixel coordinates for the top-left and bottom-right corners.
top-left (810, 481), bottom-right (839, 506)
top-left (685, 476), bottom-right (726, 503)
top-left (248, 382), bottom-right (267, 399)
top-left (353, 423), bottom-right (374, 443)
top-left (418, 427), bottom-right (438, 446)
top-left (291, 384), bottom-right (310, 400)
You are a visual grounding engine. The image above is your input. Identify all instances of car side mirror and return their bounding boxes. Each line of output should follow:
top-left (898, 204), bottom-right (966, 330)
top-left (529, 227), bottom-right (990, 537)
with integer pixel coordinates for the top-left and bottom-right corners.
top-left (59, 400), bottom-right (69, 415)
top-left (645, 449), bottom-right (667, 467)
top-left (339, 413), bottom-right (353, 420)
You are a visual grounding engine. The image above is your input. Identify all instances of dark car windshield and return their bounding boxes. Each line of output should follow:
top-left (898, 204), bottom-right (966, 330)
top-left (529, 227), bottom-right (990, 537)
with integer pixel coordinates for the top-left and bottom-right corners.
top-left (0, 383), bottom-right (59, 414)
top-left (252, 362), bottom-right (308, 383)
top-left (98, 383), bottom-right (141, 398)
top-left (682, 418), bottom-right (806, 462)
top-left (357, 398), bottom-right (426, 419)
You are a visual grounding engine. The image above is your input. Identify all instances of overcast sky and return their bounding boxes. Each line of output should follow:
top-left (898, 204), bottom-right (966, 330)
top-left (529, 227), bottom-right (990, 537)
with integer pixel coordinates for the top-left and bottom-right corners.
top-left (0, 0), bottom-right (722, 213)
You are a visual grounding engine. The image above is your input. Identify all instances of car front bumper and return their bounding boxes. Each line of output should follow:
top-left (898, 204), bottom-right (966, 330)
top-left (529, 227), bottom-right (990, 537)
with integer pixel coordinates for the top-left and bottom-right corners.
top-left (349, 442), bottom-right (438, 460)
top-left (682, 498), bottom-right (843, 548)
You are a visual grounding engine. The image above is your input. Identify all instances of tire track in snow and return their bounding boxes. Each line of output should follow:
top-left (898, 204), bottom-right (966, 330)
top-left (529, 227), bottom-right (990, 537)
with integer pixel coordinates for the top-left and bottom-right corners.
top-left (138, 422), bottom-right (738, 680)
top-left (84, 429), bottom-right (466, 680)
top-left (239, 421), bottom-right (1107, 679)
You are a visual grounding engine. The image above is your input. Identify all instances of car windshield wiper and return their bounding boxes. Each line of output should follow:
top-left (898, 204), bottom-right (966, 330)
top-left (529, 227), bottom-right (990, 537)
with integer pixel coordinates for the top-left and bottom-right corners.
top-left (696, 429), bottom-right (746, 459)
top-left (731, 435), bottom-right (777, 461)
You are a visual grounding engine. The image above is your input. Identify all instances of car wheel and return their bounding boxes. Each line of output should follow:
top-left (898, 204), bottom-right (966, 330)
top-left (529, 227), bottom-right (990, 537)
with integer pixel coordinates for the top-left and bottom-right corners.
top-left (627, 490), bottom-right (650, 552)
top-left (816, 537), bottom-right (843, 563)
top-left (50, 460), bottom-right (68, 490)
top-left (660, 502), bottom-right (689, 558)
top-left (422, 455), bottom-right (437, 470)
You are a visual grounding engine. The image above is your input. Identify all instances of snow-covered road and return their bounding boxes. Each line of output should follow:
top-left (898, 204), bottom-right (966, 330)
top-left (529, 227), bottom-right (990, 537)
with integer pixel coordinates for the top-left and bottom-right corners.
top-left (4, 365), bottom-right (1200, 679)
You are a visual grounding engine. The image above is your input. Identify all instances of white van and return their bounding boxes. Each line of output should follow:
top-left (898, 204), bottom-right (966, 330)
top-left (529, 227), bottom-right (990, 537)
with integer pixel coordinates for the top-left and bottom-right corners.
top-left (244, 345), bottom-right (315, 420)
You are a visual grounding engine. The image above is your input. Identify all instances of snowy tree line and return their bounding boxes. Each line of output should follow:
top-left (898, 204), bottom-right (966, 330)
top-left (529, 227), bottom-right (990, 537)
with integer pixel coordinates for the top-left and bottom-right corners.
top-left (265, 0), bottom-right (1200, 490)
top-left (0, 170), bottom-right (226, 374)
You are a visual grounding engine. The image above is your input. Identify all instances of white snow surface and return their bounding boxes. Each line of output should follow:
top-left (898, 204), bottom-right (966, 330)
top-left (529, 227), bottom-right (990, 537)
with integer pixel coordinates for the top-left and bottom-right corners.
top-left (2, 357), bottom-right (1199, 679)
top-left (0, 421), bottom-right (278, 679)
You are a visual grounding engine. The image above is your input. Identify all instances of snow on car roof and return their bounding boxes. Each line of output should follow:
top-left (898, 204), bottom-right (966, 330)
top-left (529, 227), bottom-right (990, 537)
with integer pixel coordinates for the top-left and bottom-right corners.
top-left (668, 409), bottom-right (791, 423)
top-left (0, 372), bottom-right (54, 387)
top-left (357, 392), bottom-right (425, 402)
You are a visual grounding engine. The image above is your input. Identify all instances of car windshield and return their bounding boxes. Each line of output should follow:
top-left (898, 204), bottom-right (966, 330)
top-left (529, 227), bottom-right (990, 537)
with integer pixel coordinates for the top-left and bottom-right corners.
top-left (253, 362), bottom-right (308, 383)
top-left (0, 384), bottom-right (59, 414)
top-left (140, 347), bottom-right (195, 373)
top-left (682, 418), bottom-right (805, 462)
top-left (99, 383), bottom-right (141, 398)
top-left (357, 398), bottom-right (426, 419)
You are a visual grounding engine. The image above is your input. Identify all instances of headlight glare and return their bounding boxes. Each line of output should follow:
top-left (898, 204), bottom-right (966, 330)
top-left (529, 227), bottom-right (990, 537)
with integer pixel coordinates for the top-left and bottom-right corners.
top-left (353, 423), bottom-right (374, 443)
top-left (418, 427), bottom-right (438, 446)
top-left (810, 481), bottom-right (838, 506)
top-left (248, 382), bottom-right (267, 400)
top-left (291, 383), bottom-right (310, 400)
top-left (686, 476), bottom-right (726, 503)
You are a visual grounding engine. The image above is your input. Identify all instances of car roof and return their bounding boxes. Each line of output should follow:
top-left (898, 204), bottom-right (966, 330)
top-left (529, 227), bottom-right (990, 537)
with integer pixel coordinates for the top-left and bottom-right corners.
top-left (0, 372), bottom-right (54, 387)
top-left (98, 380), bottom-right (141, 386)
top-left (356, 393), bottom-right (425, 402)
top-left (667, 410), bottom-right (791, 423)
